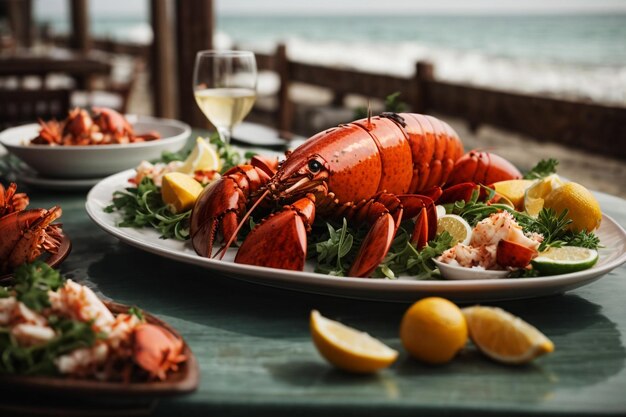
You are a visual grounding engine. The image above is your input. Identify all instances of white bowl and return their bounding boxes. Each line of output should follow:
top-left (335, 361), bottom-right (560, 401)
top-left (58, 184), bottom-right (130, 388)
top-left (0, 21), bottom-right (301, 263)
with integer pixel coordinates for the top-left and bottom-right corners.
top-left (433, 259), bottom-right (510, 280)
top-left (0, 115), bottom-right (191, 179)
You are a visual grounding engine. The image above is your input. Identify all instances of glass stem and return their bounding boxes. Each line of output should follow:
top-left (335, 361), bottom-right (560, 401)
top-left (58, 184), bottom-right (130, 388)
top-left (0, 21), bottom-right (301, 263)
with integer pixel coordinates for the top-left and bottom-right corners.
top-left (217, 126), bottom-right (232, 145)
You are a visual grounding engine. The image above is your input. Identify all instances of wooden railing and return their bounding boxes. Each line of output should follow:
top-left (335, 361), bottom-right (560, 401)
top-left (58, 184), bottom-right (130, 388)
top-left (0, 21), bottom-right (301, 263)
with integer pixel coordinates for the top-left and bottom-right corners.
top-left (256, 45), bottom-right (626, 159)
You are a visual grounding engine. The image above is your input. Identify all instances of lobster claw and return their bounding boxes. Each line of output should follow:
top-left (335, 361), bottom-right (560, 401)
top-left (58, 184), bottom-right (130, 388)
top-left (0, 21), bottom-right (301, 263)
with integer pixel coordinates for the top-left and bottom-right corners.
top-left (235, 195), bottom-right (316, 271)
top-left (190, 179), bottom-right (242, 258)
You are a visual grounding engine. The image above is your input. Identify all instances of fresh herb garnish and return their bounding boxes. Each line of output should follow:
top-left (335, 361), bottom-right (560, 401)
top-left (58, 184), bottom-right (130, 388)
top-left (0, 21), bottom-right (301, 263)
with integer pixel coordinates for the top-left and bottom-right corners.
top-left (523, 158), bottom-right (559, 180)
top-left (354, 92), bottom-right (407, 119)
top-left (513, 208), bottom-right (572, 251)
top-left (0, 316), bottom-right (100, 375)
top-left (312, 218), bottom-right (453, 279)
top-left (314, 219), bottom-right (356, 276)
top-left (128, 306), bottom-right (145, 321)
top-left (12, 261), bottom-right (64, 311)
top-left (444, 187), bottom-right (515, 226)
top-left (105, 177), bottom-right (191, 240)
top-left (374, 230), bottom-right (453, 279)
top-left (0, 263), bottom-right (102, 376)
top-left (561, 230), bottom-right (601, 250)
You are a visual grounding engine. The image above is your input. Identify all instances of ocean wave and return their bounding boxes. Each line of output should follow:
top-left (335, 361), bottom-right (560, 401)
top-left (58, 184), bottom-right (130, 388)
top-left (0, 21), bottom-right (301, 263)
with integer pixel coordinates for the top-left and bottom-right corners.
top-left (241, 37), bottom-right (625, 106)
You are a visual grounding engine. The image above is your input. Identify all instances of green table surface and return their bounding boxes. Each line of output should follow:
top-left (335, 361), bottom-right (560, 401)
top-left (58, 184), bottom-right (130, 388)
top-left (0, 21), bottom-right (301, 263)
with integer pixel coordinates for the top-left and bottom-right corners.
top-left (2, 137), bottom-right (626, 416)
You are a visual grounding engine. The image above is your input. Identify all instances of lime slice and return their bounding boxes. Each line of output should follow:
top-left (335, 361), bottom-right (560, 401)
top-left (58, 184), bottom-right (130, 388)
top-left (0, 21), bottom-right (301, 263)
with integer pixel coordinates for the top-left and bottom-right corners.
top-left (177, 137), bottom-right (221, 174)
top-left (437, 214), bottom-right (472, 245)
top-left (523, 174), bottom-right (564, 217)
top-left (531, 246), bottom-right (598, 275)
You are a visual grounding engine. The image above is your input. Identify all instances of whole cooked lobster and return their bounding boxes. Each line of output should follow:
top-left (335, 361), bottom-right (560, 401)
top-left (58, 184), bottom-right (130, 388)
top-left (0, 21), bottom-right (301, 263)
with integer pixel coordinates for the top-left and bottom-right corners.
top-left (0, 182), bottom-right (63, 273)
top-left (190, 113), bottom-right (521, 277)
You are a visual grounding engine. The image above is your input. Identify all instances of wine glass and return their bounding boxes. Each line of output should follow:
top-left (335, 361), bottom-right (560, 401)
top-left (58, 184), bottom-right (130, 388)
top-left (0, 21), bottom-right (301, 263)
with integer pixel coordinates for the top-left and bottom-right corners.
top-left (193, 50), bottom-right (257, 145)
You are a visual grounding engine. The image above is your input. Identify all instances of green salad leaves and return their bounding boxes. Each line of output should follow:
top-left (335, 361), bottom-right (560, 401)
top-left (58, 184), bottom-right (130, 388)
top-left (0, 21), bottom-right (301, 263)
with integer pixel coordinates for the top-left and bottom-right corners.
top-left (0, 262), bottom-right (102, 376)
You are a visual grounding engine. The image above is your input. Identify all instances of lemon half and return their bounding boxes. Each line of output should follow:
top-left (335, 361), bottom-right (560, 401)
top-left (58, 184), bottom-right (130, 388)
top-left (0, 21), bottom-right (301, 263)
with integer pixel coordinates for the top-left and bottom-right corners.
top-left (523, 174), bottom-right (564, 217)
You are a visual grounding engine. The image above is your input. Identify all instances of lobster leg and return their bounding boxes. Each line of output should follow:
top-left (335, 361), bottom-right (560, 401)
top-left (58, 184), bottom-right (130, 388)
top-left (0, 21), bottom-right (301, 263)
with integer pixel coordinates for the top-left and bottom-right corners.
top-left (397, 195), bottom-right (437, 249)
top-left (235, 194), bottom-right (316, 270)
top-left (346, 193), bottom-right (404, 278)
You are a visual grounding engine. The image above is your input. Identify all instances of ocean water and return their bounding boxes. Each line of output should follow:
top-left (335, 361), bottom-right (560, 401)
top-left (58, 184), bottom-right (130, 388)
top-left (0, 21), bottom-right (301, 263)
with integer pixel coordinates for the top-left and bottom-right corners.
top-left (38, 14), bottom-right (626, 105)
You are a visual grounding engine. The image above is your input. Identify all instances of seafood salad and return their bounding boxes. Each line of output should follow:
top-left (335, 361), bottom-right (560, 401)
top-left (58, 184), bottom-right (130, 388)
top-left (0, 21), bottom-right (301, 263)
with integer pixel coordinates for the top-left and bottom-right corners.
top-left (439, 211), bottom-right (543, 270)
top-left (0, 262), bottom-right (186, 381)
top-left (32, 107), bottom-right (160, 146)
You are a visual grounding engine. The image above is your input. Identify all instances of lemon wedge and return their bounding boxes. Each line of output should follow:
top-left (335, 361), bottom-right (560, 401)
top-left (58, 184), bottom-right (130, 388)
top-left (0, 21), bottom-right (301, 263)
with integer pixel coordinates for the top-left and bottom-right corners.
top-left (463, 306), bottom-right (554, 365)
top-left (310, 310), bottom-right (398, 373)
top-left (177, 137), bottom-right (221, 175)
top-left (523, 174), bottom-right (564, 217)
top-left (161, 172), bottom-right (204, 213)
top-left (493, 179), bottom-right (535, 210)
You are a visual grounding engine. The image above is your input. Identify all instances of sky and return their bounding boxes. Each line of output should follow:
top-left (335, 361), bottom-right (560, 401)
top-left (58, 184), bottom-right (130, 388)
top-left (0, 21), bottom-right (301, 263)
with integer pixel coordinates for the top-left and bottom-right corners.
top-left (34, 0), bottom-right (626, 19)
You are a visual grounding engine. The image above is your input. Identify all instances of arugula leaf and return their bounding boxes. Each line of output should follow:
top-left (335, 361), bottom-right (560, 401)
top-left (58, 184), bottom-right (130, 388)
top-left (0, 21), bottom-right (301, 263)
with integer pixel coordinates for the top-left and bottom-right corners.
top-left (314, 219), bottom-right (357, 276)
top-left (523, 158), bottom-right (559, 180)
top-left (12, 262), bottom-right (64, 311)
top-left (374, 231), bottom-right (453, 279)
top-left (0, 317), bottom-right (100, 375)
top-left (508, 268), bottom-right (540, 278)
top-left (105, 177), bottom-right (191, 240)
top-left (313, 218), bottom-right (453, 279)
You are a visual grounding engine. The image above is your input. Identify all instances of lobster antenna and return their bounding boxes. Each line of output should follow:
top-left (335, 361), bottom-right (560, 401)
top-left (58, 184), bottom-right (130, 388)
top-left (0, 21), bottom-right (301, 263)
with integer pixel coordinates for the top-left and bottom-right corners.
top-left (366, 100), bottom-right (372, 128)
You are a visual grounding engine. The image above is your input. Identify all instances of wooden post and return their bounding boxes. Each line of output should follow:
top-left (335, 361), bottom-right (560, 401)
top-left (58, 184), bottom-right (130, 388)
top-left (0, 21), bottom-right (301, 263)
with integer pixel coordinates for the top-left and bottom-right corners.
top-left (411, 61), bottom-right (434, 114)
top-left (7, 0), bottom-right (32, 48)
top-left (275, 43), bottom-right (292, 135)
top-left (70, 0), bottom-right (90, 53)
top-left (150, 0), bottom-right (176, 118)
top-left (175, 0), bottom-right (214, 128)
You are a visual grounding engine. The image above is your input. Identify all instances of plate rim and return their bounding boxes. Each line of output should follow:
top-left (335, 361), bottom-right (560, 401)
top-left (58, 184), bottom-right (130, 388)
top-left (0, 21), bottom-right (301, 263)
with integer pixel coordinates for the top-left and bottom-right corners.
top-left (85, 168), bottom-right (626, 300)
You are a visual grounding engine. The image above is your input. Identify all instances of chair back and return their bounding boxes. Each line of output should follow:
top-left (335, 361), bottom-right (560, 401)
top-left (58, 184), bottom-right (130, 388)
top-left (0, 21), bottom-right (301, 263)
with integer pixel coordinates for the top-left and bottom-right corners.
top-left (0, 89), bottom-right (71, 129)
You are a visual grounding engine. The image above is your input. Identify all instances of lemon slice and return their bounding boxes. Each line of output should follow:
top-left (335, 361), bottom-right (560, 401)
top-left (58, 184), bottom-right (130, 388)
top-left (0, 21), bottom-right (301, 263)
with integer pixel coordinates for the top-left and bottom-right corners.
top-left (531, 246), bottom-right (598, 275)
top-left (310, 310), bottom-right (398, 373)
top-left (523, 174), bottom-right (564, 217)
top-left (177, 137), bottom-right (222, 175)
top-left (437, 214), bottom-right (472, 245)
top-left (161, 172), bottom-right (204, 213)
top-left (462, 306), bottom-right (554, 365)
top-left (492, 179), bottom-right (535, 210)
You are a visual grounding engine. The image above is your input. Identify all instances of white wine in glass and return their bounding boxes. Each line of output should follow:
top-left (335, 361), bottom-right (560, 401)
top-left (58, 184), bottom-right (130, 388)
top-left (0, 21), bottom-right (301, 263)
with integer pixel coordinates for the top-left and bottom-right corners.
top-left (193, 51), bottom-right (257, 144)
